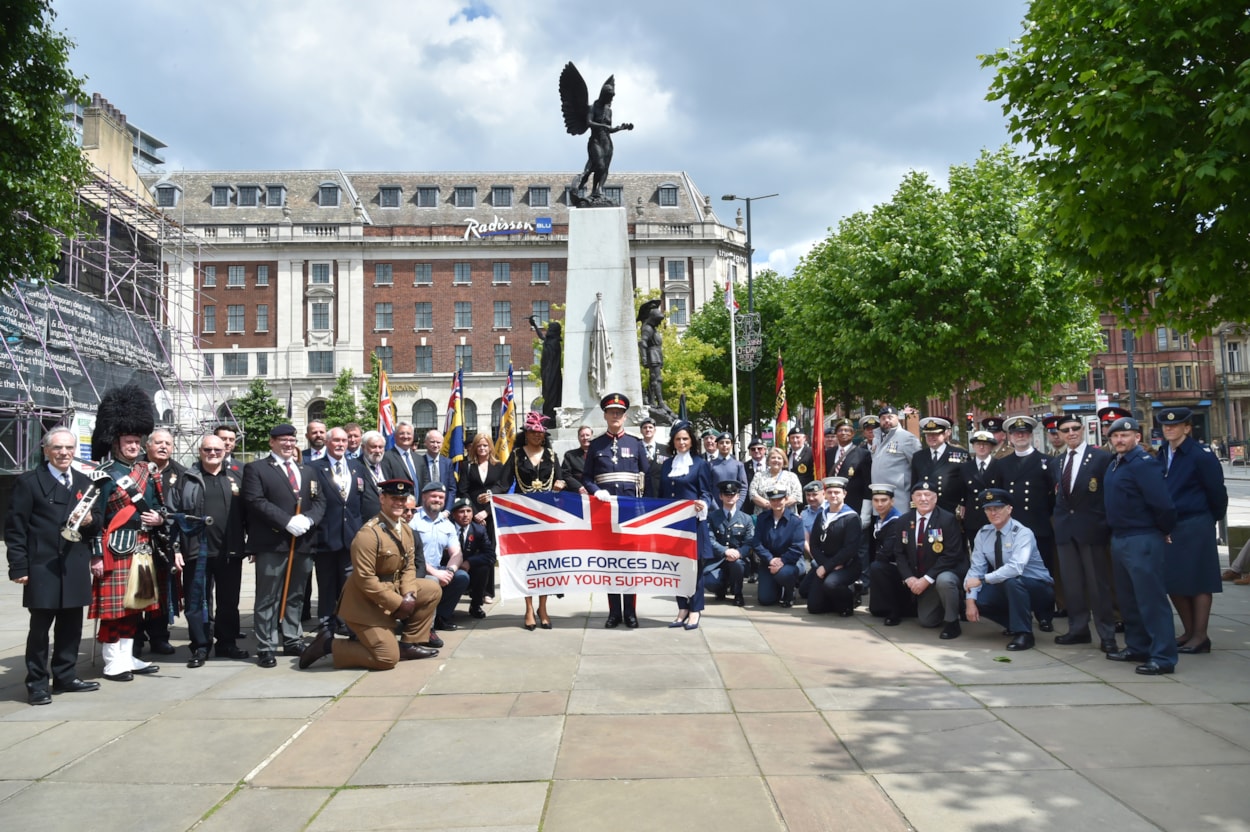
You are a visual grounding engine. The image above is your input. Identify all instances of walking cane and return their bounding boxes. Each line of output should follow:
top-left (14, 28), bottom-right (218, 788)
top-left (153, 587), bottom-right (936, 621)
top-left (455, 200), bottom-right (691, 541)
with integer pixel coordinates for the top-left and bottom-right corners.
top-left (278, 498), bottom-right (302, 623)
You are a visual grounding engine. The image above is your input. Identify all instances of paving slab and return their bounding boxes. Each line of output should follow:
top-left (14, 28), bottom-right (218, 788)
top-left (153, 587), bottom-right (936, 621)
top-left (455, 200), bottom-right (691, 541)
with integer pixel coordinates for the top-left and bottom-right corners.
top-left (729, 687), bottom-right (815, 713)
top-left (713, 652), bottom-right (800, 689)
top-left (197, 786), bottom-right (333, 832)
top-left (738, 711), bottom-right (859, 775)
top-left (996, 704), bottom-right (1250, 769)
top-left (555, 713), bottom-right (755, 780)
top-left (543, 776), bottom-right (784, 832)
top-left (1160, 703), bottom-right (1250, 751)
top-left (163, 696), bottom-right (331, 720)
top-left (825, 709), bottom-right (1064, 773)
top-left (204, 665), bottom-right (363, 699)
top-left (580, 626), bottom-right (711, 655)
top-left (51, 717), bottom-right (304, 784)
top-left (349, 715), bottom-right (563, 784)
top-left (906, 642), bottom-right (1100, 685)
top-left (0, 719), bottom-right (56, 751)
top-left (567, 685), bottom-right (730, 714)
top-left (308, 782), bottom-right (549, 831)
top-left (401, 691), bottom-right (519, 719)
top-left (252, 719), bottom-right (392, 787)
top-left (1082, 763), bottom-right (1250, 832)
top-left (320, 695), bottom-right (410, 722)
top-left (340, 659), bottom-right (444, 696)
top-left (449, 624), bottom-right (587, 658)
top-left (876, 769), bottom-right (1162, 832)
top-left (0, 719), bottom-right (140, 779)
top-left (962, 682), bottom-right (1138, 708)
top-left (808, 682), bottom-right (979, 711)
top-left (1108, 680), bottom-right (1223, 705)
top-left (0, 781), bottom-right (231, 832)
top-left (574, 652), bottom-right (721, 690)
top-left (767, 774), bottom-right (912, 832)
top-left (420, 655), bottom-right (578, 694)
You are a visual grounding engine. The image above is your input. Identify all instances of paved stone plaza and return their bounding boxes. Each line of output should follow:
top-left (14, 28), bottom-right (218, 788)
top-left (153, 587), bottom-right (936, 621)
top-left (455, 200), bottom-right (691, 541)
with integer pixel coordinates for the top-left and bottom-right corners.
top-left (1, 497), bottom-right (1248, 831)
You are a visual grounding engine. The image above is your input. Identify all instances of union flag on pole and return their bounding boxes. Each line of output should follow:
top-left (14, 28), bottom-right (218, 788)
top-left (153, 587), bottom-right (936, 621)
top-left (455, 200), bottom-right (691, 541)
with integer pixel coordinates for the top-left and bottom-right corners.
top-left (724, 279), bottom-right (739, 312)
top-left (774, 352), bottom-right (789, 449)
top-left (492, 492), bottom-right (698, 599)
top-left (494, 363), bottom-right (517, 464)
top-left (377, 367), bottom-right (397, 450)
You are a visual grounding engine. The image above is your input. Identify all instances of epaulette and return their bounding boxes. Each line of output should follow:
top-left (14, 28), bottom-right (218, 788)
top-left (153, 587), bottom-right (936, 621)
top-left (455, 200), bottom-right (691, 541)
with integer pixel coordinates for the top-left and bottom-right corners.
top-left (1201, 446), bottom-right (1213, 454)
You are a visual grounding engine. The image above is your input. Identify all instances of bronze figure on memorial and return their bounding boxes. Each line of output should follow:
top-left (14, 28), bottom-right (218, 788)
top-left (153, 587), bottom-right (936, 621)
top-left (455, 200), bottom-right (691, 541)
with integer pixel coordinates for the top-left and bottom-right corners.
top-left (638, 299), bottom-right (672, 419)
top-left (560, 62), bottom-right (633, 207)
top-left (529, 316), bottom-right (563, 421)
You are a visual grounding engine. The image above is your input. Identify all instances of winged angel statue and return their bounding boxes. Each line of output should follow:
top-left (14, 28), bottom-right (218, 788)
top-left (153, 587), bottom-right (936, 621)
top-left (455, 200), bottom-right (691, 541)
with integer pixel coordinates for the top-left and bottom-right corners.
top-left (560, 62), bottom-right (634, 207)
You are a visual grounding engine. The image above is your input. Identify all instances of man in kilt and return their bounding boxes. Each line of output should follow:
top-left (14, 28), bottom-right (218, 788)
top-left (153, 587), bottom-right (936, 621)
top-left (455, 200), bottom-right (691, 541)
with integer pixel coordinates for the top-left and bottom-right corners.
top-left (88, 385), bottom-right (170, 682)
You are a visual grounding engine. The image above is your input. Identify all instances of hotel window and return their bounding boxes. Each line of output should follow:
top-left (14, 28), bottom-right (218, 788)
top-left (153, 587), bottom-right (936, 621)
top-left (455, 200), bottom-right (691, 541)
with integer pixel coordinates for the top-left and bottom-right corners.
top-left (227, 265), bottom-right (245, 287)
top-left (223, 353), bottom-right (248, 376)
top-left (492, 186), bottom-right (513, 207)
top-left (375, 345), bottom-right (393, 373)
top-left (454, 301), bottom-right (472, 329)
top-left (494, 343), bottom-right (511, 373)
top-left (416, 186), bottom-right (439, 207)
top-left (492, 262), bottom-right (511, 284)
top-left (454, 186), bottom-right (476, 208)
top-left (531, 262), bottom-right (549, 284)
top-left (266, 185), bottom-right (286, 207)
top-left (311, 263), bottom-right (331, 284)
top-left (667, 260), bottom-right (687, 282)
top-left (375, 302), bottom-right (393, 331)
top-left (414, 263), bottom-right (433, 285)
top-left (212, 186), bottom-right (230, 207)
top-left (379, 186), bottom-right (401, 208)
top-left (658, 184), bottom-right (678, 207)
top-left (494, 301), bottom-right (511, 329)
top-left (237, 186), bottom-right (259, 207)
top-left (414, 346), bottom-right (433, 374)
top-left (311, 302), bottom-right (331, 331)
top-left (309, 351), bottom-right (334, 374)
top-left (455, 345), bottom-right (473, 372)
top-left (203, 266), bottom-right (216, 287)
top-left (202, 305), bottom-right (216, 332)
top-left (256, 304), bottom-right (269, 332)
top-left (226, 305), bottom-right (245, 333)
top-left (453, 263), bottom-right (472, 285)
top-left (531, 300), bottom-right (550, 326)
top-left (319, 184), bottom-right (340, 207)
top-left (529, 186), bottom-right (549, 207)
top-left (667, 297), bottom-right (688, 326)
top-left (256, 264), bottom-right (269, 286)
top-left (256, 353), bottom-right (268, 375)
top-left (604, 186), bottom-right (622, 206)
top-left (414, 302), bottom-right (433, 330)
top-left (374, 263), bottom-right (393, 286)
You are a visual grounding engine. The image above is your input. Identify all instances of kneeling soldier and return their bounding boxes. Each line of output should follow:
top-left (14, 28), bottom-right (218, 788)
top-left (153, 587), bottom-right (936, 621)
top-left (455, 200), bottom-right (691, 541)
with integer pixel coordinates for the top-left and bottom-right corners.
top-left (300, 479), bottom-right (441, 669)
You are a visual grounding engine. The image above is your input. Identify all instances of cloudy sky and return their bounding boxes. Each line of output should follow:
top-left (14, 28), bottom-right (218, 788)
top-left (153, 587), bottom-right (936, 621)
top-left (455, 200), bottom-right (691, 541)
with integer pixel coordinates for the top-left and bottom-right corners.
top-left (54, 0), bottom-right (1028, 275)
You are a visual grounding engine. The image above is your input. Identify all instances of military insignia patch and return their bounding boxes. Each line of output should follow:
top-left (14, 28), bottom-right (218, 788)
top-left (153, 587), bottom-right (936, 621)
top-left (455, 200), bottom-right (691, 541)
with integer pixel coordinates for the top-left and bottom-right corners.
top-left (798, 464), bottom-right (808, 474)
top-left (309, 480), bottom-right (319, 497)
top-left (1088, 479), bottom-right (1098, 492)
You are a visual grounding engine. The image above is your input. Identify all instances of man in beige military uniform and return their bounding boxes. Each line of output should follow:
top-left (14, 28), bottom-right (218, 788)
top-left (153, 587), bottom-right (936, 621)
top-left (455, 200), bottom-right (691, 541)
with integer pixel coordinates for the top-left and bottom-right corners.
top-left (299, 479), bottom-right (441, 670)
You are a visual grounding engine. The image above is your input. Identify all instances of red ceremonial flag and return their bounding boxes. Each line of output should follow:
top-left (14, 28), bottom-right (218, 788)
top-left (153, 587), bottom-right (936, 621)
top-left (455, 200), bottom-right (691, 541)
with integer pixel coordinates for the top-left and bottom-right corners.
top-left (813, 381), bottom-right (825, 481)
top-left (774, 352), bottom-right (789, 449)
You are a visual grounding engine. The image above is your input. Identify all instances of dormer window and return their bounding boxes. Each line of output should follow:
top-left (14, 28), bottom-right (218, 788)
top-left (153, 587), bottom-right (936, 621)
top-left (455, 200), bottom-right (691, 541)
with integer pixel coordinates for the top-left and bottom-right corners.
top-left (658, 184), bottom-right (678, 207)
top-left (155, 184), bottom-right (180, 208)
top-left (211, 185), bottom-right (231, 208)
top-left (266, 184), bottom-right (286, 208)
top-left (237, 185), bottom-right (259, 207)
top-left (379, 186), bottom-right (402, 208)
top-left (319, 182), bottom-right (340, 207)
top-left (416, 186), bottom-right (439, 207)
top-left (491, 186), bottom-right (513, 208)
top-left (454, 186), bottom-right (476, 208)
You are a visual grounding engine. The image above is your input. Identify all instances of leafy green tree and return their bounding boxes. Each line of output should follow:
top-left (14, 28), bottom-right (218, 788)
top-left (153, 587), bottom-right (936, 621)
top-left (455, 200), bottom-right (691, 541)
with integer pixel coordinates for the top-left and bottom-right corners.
top-left (322, 368), bottom-right (358, 429)
top-left (983, 0), bottom-right (1250, 331)
top-left (231, 378), bottom-right (286, 453)
top-left (0, 1), bottom-right (93, 293)
top-left (659, 330), bottom-right (721, 420)
top-left (357, 352), bottom-right (382, 430)
top-left (787, 147), bottom-right (1101, 417)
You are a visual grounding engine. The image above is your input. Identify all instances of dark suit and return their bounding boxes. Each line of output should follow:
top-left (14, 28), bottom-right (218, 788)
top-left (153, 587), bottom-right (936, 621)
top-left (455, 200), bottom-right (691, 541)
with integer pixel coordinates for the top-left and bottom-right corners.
top-left (311, 454), bottom-right (379, 624)
top-left (826, 443), bottom-right (873, 516)
top-left (416, 453), bottom-right (458, 494)
top-left (5, 465), bottom-right (99, 694)
top-left (959, 455), bottom-right (998, 542)
top-left (561, 448), bottom-right (587, 491)
top-left (910, 444), bottom-right (970, 515)
top-left (242, 455), bottom-right (326, 653)
top-left (869, 507), bottom-right (966, 625)
top-left (990, 450), bottom-right (1060, 615)
top-left (788, 444), bottom-right (815, 488)
top-left (1052, 445), bottom-right (1116, 641)
top-left (457, 459), bottom-right (512, 508)
top-left (382, 446), bottom-right (421, 484)
top-left (453, 519), bottom-right (495, 610)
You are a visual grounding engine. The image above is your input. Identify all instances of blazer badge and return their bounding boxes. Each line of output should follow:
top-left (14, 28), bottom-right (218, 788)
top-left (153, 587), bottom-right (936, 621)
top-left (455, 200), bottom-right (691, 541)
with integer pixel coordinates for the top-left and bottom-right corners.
top-left (1088, 479), bottom-right (1098, 492)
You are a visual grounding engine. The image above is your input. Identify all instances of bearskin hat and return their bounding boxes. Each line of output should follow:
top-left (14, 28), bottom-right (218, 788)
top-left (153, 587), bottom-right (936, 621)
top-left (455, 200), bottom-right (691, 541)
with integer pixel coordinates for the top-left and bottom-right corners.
top-left (91, 384), bottom-right (156, 460)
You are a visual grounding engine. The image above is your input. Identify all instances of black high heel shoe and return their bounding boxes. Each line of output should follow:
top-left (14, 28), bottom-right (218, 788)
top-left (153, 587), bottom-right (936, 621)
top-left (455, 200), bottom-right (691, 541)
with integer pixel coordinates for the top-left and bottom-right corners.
top-left (539, 619), bottom-right (552, 630)
top-left (1177, 638), bottom-right (1211, 654)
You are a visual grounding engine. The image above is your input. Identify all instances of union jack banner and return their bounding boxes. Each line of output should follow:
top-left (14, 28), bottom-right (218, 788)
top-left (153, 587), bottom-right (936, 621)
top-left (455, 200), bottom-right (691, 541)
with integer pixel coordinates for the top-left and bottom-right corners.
top-left (492, 492), bottom-right (699, 599)
top-left (377, 366), bottom-right (397, 450)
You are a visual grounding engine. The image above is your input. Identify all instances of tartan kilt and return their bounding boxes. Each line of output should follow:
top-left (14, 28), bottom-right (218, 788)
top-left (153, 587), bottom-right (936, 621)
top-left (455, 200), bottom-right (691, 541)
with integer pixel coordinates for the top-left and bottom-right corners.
top-left (89, 554), bottom-right (160, 620)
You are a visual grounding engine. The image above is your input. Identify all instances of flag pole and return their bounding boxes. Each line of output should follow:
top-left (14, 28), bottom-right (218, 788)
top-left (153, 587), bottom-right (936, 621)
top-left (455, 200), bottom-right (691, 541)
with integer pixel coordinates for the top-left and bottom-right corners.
top-left (727, 284), bottom-right (741, 449)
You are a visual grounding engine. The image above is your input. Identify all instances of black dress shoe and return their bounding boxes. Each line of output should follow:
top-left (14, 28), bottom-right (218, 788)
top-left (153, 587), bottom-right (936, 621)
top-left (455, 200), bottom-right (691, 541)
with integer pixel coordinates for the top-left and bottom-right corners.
top-left (1054, 631), bottom-right (1092, 645)
top-left (1007, 633), bottom-right (1035, 651)
top-left (1135, 661), bottom-right (1175, 675)
top-left (1100, 638), bottom-right (1120, 654)
top-left (149, 641), bottom-right (177, 655)
top-left (28, 689), bottom-right (52, 706)
top-left (215, 645), bottom-right (251, 659)
top-left (398, 643), bottom-right (439, 660)
top-left (436, 621), bottom-right (460, 632)
top-left (187, 650), bottom-right (207, 669)
top-left (624, 616), bottom-right (639, 628)
top-left (604, 616), bottom-right (622, 629)
top-left (469, 606), bottom-right (486, 619)
top-left (282, 641), bottom-right (308, 657)
top-left (1178, 638), bottom-right (1212, 654)
top-left (1037, 619), bottom-right (1054, 633)
top-left (424, 632), bottom-right (445, 649)
top-left (298, 629), bottom-right (334, 669)
top-left (940, 621), bottom-right (962, 640)
top-left (52, 678), bottom-right (100, 694)
top-left (734, 595), bottom-right (745, 607)
top-left (1053, 609), bottom-right (1068, 618)
top-left (777, 599), bottom-right (793, 609)
top-left (884, 616), bottom-right (901, 627)
top-left (257, 651), bottom-right (277, 668)
top-left (133, 664), bottom-right (160, 675)
top-left (104, 670), bottom-right (134, 682)
top-left (1106, 648), bottom-right (1149, 663)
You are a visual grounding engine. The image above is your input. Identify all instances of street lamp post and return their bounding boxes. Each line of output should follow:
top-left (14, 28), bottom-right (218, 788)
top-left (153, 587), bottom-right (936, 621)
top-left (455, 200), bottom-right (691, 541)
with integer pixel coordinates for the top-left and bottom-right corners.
top-left (722, 192), bottom-right (778, 439)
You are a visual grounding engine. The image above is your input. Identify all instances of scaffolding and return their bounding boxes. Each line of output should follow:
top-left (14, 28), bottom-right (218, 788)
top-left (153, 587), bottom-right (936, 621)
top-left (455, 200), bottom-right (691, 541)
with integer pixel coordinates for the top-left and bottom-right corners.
top-left (0, 165), bottom-right (237, 471)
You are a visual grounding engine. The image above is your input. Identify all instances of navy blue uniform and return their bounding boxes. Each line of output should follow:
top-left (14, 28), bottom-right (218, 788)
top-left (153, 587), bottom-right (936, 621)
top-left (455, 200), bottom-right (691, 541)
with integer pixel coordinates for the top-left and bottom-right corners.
top-left (1052, 445), bottom-right (1117, 643)
top-left (706, 507), bottom-right (753, 602)
top-left (1105, 445), bottom-right (1177, 668)
top-left (1157, 437), bottom-right (1227, 595)
top-left (746, 510), bottom-right (806, 606)
top-left (583, 431), bottom-right (650, 620)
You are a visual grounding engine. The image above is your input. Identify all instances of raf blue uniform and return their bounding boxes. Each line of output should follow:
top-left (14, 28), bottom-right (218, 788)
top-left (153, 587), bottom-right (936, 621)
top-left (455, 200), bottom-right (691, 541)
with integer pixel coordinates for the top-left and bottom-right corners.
top-left (706, 505), bottom-right (753, 604)
top-left (1105, 437), bottom-right (1177, 671)
top-left (1157, 435), bottom-right (1227, 595)
top-left (746, 508), bottom-right (806, 607)
top-left (967, 517), bottom-right (1054, 637)
top-left (583, 424), bottom-right (650, 624)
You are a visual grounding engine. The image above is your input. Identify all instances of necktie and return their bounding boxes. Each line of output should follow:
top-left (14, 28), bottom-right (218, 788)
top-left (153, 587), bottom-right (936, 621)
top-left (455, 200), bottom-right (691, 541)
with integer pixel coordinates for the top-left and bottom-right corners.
top-left (836, 448), bottom-right (845, 472)
top-left (916, 515), bottom-right (928, 571)
top-left (932, 450), bottom-right (939, 463)
top-left (994, 530), bottom-right (1004, 570)
top-left (1061, 449), bottom-right (1076, 497)
top-left (403, 451), bottom-right (416, 482)
top-left (284, 461), bottom-right (298, 493)
top-left (979, 461), bottom-right (986, 475)
top-left (429, 456), bottom-right (438, 480)
top-left (62, 472), bottom-right (71, 489)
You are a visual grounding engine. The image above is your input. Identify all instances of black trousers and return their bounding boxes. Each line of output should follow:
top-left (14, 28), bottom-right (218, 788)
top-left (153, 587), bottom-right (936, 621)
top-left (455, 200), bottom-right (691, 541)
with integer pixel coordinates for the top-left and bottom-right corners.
top-left (463, 552), bottom-right (494, 607)
top-left (182, 556), bottom-right (245, 650)
top-left (314, 548), bottom-right (352, 624)
top-left (26, 607), bottom-right (84, 691)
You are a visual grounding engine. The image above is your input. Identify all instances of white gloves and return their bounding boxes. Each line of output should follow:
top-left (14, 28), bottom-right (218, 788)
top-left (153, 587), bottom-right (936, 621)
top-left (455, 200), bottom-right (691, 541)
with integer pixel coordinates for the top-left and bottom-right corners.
top-left (285, 515), bottom-right (313, 536)
top-left (593, 490), bottom-right (612, 503)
